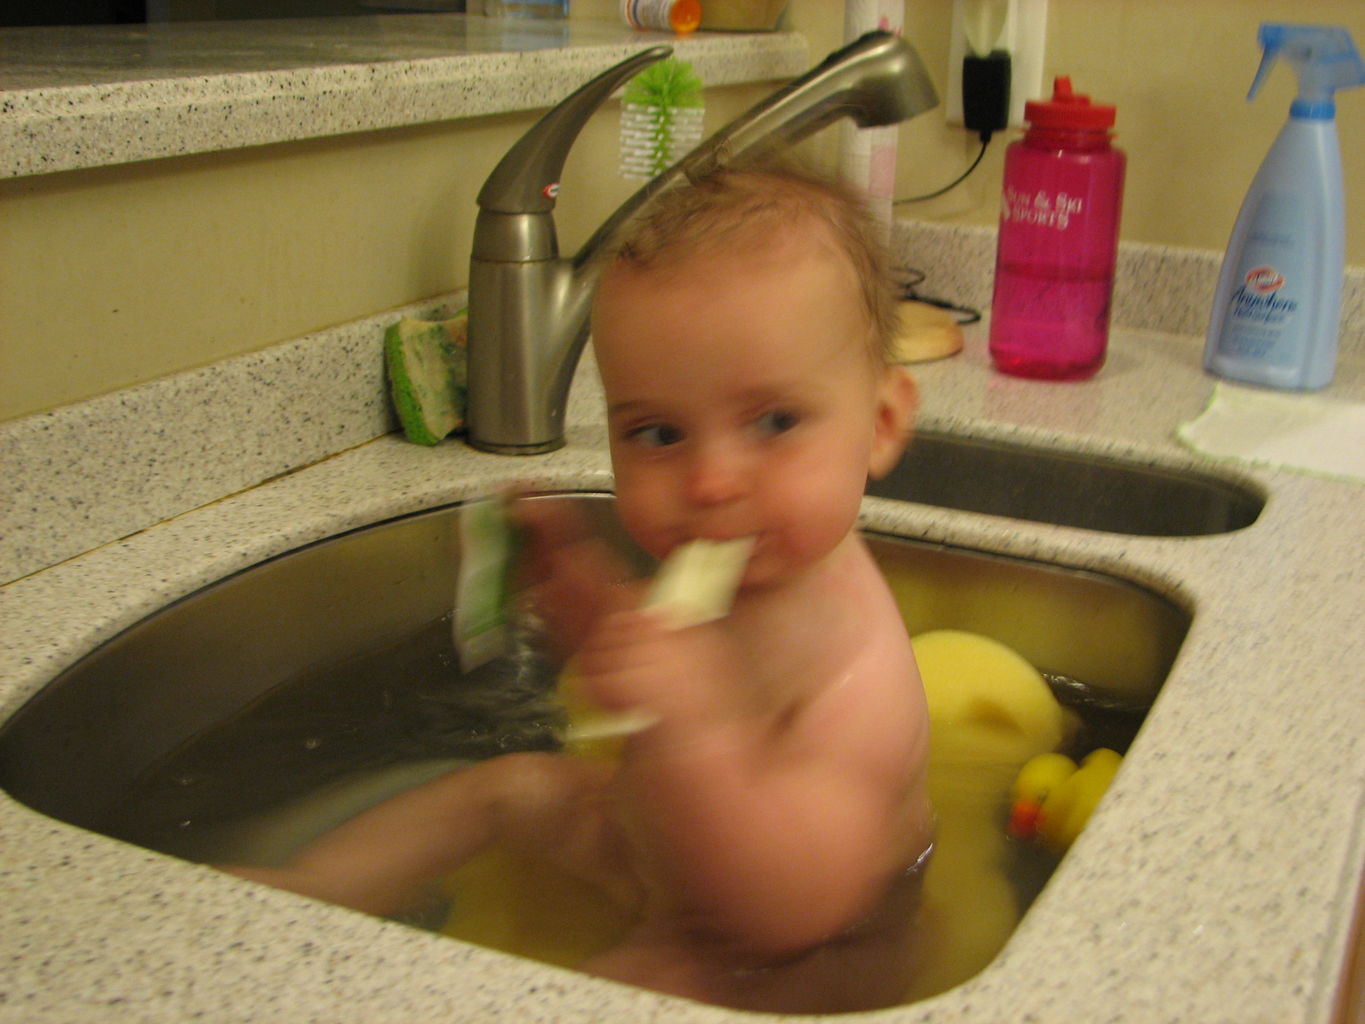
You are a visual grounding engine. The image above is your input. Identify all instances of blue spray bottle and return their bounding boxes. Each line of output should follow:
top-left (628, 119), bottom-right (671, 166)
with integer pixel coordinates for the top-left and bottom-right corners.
top-left (1204, 23), bottom-right (1365, 390)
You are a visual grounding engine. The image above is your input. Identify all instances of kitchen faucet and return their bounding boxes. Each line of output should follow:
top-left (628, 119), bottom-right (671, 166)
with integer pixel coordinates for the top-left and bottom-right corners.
top-left (465, 30), bottom-right (938, 454)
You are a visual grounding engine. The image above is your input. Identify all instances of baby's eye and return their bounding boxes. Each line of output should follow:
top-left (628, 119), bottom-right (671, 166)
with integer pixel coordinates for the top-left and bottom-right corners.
top-left (626, 422), bottom-right (685, 448)
top-left (754, 409), bottom-right (801, 437)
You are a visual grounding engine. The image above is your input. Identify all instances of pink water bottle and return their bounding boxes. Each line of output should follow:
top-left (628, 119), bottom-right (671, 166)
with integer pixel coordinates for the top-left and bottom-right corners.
top-left (989, 77), bottom-right (1126, 380)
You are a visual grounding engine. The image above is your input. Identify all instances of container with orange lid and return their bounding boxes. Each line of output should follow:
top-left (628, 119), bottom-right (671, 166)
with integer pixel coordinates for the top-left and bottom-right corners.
top-left (622, 0), bottom-right (701, 34)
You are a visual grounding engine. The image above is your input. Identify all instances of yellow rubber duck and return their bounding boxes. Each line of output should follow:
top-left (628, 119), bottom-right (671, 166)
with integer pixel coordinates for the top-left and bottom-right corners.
top-left (1008, 747), bottom-right (1122, 852)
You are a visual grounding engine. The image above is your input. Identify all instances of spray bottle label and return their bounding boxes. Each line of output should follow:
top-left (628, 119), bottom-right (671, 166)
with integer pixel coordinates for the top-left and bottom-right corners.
top-left (1216, 190), bottom-right (1304, 367)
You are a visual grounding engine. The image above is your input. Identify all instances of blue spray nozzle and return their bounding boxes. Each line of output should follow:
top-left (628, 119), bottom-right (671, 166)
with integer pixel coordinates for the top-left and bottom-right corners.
top-left (1249, 23), bottom-right (1365, 118)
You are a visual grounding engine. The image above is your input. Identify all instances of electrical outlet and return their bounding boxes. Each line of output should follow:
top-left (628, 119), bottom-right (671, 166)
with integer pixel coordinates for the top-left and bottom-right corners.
top-left (945, 0), bottom-right (1048, 129)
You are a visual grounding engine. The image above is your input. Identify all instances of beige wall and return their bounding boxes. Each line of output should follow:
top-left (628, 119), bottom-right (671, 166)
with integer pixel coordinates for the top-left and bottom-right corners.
top-left (0, 80), bottom-right (773, 422)
top-left (3, 0), bottom-right (1363, 421)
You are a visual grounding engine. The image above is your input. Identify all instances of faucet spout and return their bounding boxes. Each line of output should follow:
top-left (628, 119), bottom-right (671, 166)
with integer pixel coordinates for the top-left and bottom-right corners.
top-left (475, 45), bottom-right (673, 232)
top-left (465, 47), bottom-right (672, 456)
top-left (465, 30), bottom-right (939, 455)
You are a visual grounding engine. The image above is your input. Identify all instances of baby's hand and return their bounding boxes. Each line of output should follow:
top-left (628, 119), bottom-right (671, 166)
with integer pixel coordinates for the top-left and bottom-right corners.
top-left (576, 609), bottom-right (741, 737)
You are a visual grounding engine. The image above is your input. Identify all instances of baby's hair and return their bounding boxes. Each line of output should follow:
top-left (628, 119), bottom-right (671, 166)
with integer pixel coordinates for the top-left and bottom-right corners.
top-left (608, 162), bottom-right (900, 365)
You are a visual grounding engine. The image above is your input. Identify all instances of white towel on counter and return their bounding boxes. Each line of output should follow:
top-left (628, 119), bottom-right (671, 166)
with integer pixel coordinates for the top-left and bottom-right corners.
top-left (1177, 382), bottom-right (1365, 483)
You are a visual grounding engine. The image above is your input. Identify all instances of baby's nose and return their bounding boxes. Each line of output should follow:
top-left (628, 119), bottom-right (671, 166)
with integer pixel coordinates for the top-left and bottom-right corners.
top-left (685, 439), bottom-right (749, 506)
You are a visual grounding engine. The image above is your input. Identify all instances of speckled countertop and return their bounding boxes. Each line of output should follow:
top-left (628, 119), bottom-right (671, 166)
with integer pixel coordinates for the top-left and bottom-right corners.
top-left (0, 14), bottom-right (806, 177)
top-left (2, 212), bottom-right (1363, 1022)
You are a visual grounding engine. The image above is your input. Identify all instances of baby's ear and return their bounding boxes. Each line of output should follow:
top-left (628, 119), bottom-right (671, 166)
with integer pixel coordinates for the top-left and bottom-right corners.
top-left (868, 365), bottom-right (918, 479)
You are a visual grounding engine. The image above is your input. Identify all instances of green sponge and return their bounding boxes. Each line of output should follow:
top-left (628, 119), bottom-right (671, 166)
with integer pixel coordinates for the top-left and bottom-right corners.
top-left (384, 312), bottom-right (467, 446)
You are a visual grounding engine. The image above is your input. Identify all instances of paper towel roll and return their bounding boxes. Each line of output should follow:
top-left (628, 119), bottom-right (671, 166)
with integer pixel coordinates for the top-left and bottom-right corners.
top-left (841, 0), bottom-right (904, 239)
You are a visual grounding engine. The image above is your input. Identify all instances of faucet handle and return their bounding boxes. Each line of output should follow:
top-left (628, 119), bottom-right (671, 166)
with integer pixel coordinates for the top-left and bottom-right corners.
top-left (476, 45), bottom-right (673, 217)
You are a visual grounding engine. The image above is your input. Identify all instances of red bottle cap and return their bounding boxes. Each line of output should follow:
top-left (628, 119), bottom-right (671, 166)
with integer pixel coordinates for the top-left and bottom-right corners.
top-left (1025, 76), bottom-right (1116, 130)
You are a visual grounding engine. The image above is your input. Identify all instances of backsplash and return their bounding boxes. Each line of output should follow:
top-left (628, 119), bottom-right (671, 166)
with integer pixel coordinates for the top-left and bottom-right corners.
top-left (895, 220), bottom-right (1365, 352)
top-left (2, 218), bottom-right (1361, 586)
top-left (0, 296), bottom-right (441, 585)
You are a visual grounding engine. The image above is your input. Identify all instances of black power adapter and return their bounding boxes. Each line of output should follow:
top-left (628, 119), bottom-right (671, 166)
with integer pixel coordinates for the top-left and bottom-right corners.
top-left (962, 50), bottom-right (1012, 140)
top-left (894, 47), bottom-right (1012, 205)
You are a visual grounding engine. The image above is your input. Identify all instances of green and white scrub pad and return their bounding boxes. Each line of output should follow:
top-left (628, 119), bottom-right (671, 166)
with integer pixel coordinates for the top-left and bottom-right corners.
top-left (384, 313), bottom-right (467, 446)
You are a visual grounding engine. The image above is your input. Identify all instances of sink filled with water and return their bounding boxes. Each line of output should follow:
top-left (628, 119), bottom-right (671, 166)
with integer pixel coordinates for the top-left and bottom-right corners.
top-left (869, 430), bottom-right (1264, 536)
top-left (0, 493), bottom-right (1190, 1005)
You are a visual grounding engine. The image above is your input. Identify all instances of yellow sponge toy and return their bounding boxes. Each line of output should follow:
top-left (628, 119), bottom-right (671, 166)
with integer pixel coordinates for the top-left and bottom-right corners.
top-left (911, 629), bottom-right (1068, 765)
top-left (900, 629), bottom-right (1068, 1002)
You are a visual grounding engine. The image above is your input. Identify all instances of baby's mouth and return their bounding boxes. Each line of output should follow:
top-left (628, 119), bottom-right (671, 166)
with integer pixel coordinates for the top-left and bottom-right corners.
top-left (682, 523), bottom-right (760, 544)
top-left (646, 536), bottom-right (756, 628)
top-left (675, 533), bottom-right (761, 564)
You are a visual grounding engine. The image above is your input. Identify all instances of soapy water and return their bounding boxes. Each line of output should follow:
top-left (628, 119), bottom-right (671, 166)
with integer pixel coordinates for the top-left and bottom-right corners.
top-left (103, 613), bottom-right (563, 863)
top-left (105, 583), bottom-right (1144, 1008)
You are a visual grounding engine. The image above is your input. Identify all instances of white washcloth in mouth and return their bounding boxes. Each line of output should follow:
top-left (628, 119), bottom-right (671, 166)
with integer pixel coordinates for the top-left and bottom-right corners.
top-left (645, 536), bottom-right (756, 631)
top-left (1177, 382), bottom-right (1365, 483)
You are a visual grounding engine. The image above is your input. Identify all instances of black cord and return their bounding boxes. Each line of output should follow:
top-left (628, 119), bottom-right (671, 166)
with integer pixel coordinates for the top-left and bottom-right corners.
top-left (893, 133), bottom-right (992, 205)
top-left (892, 266), bottom-right (982, 325)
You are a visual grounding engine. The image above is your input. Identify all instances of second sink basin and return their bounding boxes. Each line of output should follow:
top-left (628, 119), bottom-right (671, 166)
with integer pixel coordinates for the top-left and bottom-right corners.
top-left (868, 430), bottom-right (1264, 536)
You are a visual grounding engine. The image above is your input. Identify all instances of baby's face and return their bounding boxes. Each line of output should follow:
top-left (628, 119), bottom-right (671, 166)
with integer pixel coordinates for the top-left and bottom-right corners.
top-left (592, 234), bottom-right (914, 590)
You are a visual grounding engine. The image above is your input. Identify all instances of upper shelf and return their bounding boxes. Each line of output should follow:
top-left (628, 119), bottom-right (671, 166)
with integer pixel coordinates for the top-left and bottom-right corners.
top-left (0, 15), bottom-right (808, 179)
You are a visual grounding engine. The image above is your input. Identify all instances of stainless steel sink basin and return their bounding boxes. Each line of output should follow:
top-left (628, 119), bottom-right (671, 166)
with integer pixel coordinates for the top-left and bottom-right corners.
top-left (0, 492), bottom-right (1190, 998)
top-left (868, 431), bottom-right (1264, 536)
top-left (0, 490), bottom-right (1187, 846)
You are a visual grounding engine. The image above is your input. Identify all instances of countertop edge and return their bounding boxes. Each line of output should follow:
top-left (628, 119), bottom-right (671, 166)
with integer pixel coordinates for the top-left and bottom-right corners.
top-left (0, 20), bottom-right (809, 178)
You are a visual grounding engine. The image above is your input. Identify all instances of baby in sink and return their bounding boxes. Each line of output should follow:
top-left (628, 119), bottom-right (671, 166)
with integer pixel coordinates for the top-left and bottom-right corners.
top-left (225, 163), bottom-right (933, 1013)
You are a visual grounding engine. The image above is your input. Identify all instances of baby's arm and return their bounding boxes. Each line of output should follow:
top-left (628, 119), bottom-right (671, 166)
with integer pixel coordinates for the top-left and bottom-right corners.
top-left (219, 753), bottom-right (622, 917)
top-left (577, 610), bottom-right (924, 957)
